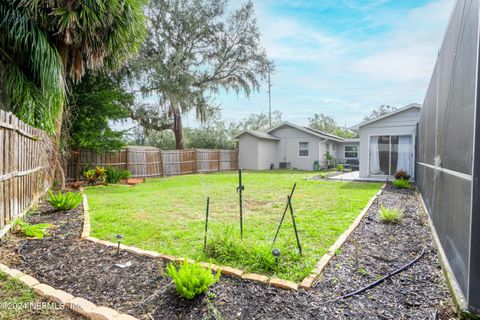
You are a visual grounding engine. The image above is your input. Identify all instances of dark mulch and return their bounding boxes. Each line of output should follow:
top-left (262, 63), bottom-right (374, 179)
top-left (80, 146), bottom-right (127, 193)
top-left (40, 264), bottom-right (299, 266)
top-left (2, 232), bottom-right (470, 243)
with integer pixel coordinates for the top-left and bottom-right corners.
top-left (0, 185), bottom-right (456, 319)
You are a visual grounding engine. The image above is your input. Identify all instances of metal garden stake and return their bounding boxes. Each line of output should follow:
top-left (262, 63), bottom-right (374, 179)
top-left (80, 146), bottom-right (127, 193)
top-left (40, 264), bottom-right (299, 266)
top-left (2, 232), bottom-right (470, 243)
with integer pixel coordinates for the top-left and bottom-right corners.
top-left (272, 183), bottom-right (297, 245)
top-left (203, 197), bottom-right (210, 251)
top-left (237, 169), bottom-right (244, 239)
top-left (288, 195), bottom-right (302, 255)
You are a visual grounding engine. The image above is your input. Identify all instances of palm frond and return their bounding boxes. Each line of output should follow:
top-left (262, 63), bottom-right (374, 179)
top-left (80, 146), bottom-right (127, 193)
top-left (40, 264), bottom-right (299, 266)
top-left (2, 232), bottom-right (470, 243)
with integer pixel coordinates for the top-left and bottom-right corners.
top-left (0, 1), bottom-right (65, 133)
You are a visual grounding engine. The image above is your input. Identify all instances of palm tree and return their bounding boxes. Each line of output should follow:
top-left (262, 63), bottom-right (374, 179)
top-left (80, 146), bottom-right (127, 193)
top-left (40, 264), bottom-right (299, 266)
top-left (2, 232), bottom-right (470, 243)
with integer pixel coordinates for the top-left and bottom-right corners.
top-left (0, 1), bottom-right (65, 133)
top-left (0, 0), bottom-right (146, 133)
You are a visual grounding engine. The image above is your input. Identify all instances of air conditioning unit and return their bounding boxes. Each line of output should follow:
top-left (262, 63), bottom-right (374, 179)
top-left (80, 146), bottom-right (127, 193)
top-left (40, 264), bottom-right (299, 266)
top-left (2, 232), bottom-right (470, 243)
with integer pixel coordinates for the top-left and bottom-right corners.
top-left (279, 162), bottom-right (291, 169)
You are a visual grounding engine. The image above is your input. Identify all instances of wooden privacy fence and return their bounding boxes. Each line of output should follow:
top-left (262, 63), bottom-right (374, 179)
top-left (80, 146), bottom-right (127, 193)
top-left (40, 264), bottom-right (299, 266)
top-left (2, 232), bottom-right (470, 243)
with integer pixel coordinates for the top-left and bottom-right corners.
top-left (66, 147), bottom-right (238, 181)
top-left (0, 110), bottom-right (53, 228)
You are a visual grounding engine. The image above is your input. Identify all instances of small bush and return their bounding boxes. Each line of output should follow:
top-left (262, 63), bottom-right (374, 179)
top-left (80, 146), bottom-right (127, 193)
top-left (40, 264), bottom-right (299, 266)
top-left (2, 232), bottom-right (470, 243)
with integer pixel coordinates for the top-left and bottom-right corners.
top-left (392, 178), bottom-right (411, 189)
top-left (12, 220), bottom-right (52, 239)
top-left (106, 167), bottom-right (132, 184)
top-left (378, 205), bottom-right (402, 223)
top-left (166, 262), bottom-right (220, 299)
top-left (47, 190), bottom-right (82, 211)
top-left (394, 169), bottom-right (411, 180)
top-left (336, 164), bottom-right (344, 172)
top-left (83, 166), bottom-right (106, 184)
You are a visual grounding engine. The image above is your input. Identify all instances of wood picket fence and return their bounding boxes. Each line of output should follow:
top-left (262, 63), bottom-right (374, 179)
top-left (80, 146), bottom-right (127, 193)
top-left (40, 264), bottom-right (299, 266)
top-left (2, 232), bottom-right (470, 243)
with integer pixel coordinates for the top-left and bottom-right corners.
top-left (65, 147), bottom-right (238, 181)
top-left (0, 110), bottom-right (53, 229)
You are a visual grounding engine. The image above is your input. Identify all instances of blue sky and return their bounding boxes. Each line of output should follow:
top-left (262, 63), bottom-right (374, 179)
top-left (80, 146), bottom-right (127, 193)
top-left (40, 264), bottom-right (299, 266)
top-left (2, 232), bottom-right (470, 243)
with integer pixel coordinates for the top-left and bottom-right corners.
top-left (181, 0), bottom-right (453, 128)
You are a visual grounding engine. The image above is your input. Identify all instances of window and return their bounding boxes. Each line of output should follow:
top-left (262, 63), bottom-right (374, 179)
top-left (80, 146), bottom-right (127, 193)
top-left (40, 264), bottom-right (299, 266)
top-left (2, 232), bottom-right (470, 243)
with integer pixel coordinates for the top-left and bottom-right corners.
top-left (345, 145), bottom-right (358, 158)
top-left (369, 135), bottom-right (413, 176)
top-left (299, 142), bottom-right (309, 157)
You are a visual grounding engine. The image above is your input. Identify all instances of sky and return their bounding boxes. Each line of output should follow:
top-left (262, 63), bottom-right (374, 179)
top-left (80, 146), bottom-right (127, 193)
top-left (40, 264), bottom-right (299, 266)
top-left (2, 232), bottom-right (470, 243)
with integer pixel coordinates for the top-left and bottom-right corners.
top-left (181, 0), bottom-right (453, 128)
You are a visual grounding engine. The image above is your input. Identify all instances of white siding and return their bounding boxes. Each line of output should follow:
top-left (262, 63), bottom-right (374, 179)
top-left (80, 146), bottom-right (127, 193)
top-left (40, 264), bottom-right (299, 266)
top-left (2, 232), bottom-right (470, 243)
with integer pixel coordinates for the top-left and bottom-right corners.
top-left (238, 134), bottom-right (259, 169)
top-left (258, 139), bottom-right (278, 169)
top-left (270, 126), bottom-right (321, 170)
top-left (359, 108), bottom-right (420, 178)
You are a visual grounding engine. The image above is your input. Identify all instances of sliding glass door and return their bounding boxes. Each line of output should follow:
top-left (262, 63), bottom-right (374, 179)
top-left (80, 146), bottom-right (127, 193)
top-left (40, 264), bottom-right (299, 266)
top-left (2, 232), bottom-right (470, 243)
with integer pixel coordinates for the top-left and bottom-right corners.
top-left (369, 135), bottom-right (413, 176)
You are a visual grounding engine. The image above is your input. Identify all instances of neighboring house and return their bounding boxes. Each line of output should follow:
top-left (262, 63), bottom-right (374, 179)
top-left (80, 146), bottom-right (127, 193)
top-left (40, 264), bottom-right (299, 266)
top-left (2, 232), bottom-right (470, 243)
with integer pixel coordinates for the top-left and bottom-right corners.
top-left (234, 122), bottom-right (359, 171)
top-left (351, 103), bottom-right (421, 179)
top-left (234, 103), bottom-right (420, 178)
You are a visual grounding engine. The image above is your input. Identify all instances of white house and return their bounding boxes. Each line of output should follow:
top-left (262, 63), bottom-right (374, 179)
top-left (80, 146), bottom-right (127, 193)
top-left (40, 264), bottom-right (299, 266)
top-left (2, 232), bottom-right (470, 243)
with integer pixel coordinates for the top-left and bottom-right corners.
top-left (234, 122), bottom-right (359, 171)
top-left (351, 103), bottom-right (420, 179)
top-left (234, 103), bottom-right (420, 179)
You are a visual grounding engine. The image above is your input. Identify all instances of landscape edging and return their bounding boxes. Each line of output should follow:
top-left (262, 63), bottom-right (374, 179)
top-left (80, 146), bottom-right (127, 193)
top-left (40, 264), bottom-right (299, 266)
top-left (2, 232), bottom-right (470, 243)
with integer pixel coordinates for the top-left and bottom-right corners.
top-left (299, 183), bottom-right (386, 289)
top-left (0, 263), bottom-right (138, 320)
top-left (80, 183), bottom-right (385, 291)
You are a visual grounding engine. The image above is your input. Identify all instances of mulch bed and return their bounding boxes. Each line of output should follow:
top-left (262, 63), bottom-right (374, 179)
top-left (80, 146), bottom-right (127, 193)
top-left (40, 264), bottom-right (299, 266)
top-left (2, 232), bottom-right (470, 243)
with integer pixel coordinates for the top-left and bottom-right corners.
top-left (0, 185), bottom-right (456, 319)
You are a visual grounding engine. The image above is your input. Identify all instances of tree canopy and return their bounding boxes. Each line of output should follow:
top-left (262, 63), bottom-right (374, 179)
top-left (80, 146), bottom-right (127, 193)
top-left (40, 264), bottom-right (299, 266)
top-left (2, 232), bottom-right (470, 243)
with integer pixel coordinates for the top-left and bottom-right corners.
top-left (362, 105), bottom-right (397, 122)
top-left (66, 72), bottom-right (133, 153)
top-left (0, 0), bottom-right (146, 133)
top-left (308, 113), bottom-right (357, 138)
top-left (130, 0), bottom-right (271, 149)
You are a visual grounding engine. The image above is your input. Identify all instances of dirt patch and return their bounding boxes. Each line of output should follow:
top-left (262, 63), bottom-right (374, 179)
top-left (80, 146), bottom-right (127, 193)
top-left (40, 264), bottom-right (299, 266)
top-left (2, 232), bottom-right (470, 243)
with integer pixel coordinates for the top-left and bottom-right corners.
top-left (0, 187), bottom-right (456, 319)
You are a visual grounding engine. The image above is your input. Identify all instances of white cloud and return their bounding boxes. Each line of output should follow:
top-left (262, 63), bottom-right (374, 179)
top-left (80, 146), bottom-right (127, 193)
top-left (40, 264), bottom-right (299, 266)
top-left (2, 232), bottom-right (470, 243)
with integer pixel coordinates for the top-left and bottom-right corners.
top-left (252, 0), bottom-right (452, 125)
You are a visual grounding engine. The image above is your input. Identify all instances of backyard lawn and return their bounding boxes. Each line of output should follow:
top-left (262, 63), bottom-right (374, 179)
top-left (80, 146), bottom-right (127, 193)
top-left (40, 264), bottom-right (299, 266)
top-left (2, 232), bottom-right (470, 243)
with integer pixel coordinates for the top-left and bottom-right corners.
top-left (86, 170), bottom-right (382, 282)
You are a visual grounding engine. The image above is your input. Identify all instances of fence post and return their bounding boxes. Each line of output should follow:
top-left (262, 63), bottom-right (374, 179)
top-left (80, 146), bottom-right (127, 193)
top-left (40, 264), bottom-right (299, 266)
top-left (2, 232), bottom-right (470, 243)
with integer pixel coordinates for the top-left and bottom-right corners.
top-left (125, 146), bottom-right (130, 173)
top-left (75, 150), bottom-right (80, 182)
top-left (218, 150), bottom-right (221, 171)
top-left (194, 149), bottom-right (198, 173)
top-left (160, 149), bottom-right (165, 177)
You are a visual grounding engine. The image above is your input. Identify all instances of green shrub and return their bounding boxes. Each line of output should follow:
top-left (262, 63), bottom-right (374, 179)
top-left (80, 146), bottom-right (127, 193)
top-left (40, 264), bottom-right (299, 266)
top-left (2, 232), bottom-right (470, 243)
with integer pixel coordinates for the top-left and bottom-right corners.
top-left (106, 167), bottom-right (132, 184)
top-left (336, 164), bottom-right (344, 172)
top-left (392, 178), bottom-right (411, 189)
top-left (394, 169), bottom-right (411, 180)
top-left (12, 220), bottom-right (52, 239)
top-left (166, 262), bottom-right (220, 299)
top-left (47, 190), bottom-right (82, 211)
top-left (83, 166), bottom-right (107, 184)
top-left (378, 205), bottom-right (402, 223)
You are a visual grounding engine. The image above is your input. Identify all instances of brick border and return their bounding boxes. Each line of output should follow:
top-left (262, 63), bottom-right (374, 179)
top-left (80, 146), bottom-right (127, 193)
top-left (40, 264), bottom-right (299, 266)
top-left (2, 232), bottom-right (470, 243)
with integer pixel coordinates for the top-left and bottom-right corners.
top-left (80, 184), bottom-right (385, 291)
top-left (0, 263), bottom-right (138, 320)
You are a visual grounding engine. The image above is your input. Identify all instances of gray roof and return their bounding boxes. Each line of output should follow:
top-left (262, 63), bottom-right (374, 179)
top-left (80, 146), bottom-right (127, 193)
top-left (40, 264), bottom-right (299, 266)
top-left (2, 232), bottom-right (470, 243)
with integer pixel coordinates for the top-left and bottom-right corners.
top-left (351, 103), bottom-right (421, 129)
top-left (233, 129), bottom-right (280, 140)
top-left (268, 122), bottom-right (345, 142)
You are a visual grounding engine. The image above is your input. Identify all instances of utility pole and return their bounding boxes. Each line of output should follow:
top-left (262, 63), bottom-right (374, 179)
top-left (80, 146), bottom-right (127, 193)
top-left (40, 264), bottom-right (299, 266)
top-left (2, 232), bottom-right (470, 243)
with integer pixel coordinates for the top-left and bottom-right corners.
top-left (268, 66), bottom-right (272, 128)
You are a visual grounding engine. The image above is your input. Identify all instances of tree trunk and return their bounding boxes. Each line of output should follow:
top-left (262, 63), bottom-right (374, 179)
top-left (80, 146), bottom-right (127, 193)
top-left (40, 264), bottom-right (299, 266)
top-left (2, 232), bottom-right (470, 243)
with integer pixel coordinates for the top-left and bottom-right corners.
top-left (173, 108), bottom-right (184, 149)
top-left (52, 43), bottom-right (69, 189)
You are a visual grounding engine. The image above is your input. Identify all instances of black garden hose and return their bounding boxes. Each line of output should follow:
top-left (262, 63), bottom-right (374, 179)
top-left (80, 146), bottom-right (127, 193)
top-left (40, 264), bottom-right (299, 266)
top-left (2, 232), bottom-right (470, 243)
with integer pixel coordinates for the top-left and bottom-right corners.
top-left (339, 247), bottom-right (425, 299)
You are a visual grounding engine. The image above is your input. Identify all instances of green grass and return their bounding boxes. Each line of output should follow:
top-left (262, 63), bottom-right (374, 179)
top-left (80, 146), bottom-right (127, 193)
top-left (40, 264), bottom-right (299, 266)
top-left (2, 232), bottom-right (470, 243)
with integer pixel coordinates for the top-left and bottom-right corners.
top-left (86, 170), bottom-right (382, 282)
top-left (0, 272), bottom-right (76, 319)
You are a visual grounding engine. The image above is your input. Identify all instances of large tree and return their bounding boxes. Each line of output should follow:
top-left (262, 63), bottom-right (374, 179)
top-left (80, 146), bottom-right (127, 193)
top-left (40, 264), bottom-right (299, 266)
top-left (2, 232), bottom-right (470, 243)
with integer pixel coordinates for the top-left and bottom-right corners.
top-left (131, 0), bottom-right (271, 149)
top-left (66, 71), bottom-right (133, 153)
top-left (0, 0), bottom-right (146, 134)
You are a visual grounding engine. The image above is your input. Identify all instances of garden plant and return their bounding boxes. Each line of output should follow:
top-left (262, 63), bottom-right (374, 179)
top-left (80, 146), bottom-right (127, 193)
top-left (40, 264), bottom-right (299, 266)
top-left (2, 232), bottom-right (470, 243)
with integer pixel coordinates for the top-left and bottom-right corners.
top-left (166, 261), bottom-right (220, 299)
top-left (47, 190), bottom-right (82, 211)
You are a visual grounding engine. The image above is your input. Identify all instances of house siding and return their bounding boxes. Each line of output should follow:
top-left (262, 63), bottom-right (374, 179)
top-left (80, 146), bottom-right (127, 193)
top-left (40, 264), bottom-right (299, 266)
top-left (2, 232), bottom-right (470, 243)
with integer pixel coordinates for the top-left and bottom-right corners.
top-left (270, 126), bottom-right (321, 171)
top-left (359, 108), bottom-right (420, 178)
top-left (238, 134), bottom-right (260, 169)
top-left (258, 139), bottom-right (278, 169)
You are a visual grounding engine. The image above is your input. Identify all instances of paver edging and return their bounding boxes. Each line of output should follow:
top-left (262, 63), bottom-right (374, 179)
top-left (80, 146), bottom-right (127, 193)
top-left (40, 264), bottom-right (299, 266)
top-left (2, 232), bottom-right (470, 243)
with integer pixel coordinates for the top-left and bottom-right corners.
top-left (80, 184), bottom-right (386, 291)
top-left (0, 263), bottom-right (138, 320)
